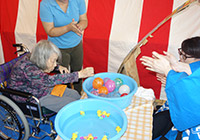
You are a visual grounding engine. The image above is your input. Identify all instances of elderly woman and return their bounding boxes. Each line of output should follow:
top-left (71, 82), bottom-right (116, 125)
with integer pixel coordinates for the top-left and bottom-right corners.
top-left (140, 36), bottom-right (200, 140)
top-left (8, 40), bottom-right (94, 112)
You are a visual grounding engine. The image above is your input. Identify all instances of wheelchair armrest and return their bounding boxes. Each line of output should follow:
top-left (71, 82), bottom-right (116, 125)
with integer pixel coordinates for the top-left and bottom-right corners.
top-left (0, 88), bottom-right (56, 119)
top-left (0, 87), bottom-right (33, 99)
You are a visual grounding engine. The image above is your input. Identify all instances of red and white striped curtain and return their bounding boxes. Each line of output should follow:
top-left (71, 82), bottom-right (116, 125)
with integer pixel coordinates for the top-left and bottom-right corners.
top-left (1, 0), bottom-right (200, 99)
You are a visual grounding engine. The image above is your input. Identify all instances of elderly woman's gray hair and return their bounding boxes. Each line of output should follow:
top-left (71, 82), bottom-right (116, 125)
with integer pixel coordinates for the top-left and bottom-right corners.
top-left (30, 40), bottom-right (62, 70)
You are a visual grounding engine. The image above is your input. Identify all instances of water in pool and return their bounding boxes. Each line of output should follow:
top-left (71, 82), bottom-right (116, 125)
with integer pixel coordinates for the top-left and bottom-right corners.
top-left (61, 110), bottom-right (123, 139)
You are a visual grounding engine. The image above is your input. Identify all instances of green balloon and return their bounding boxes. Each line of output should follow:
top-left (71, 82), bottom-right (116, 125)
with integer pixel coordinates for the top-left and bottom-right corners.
top-left (114, 78), bottom-right (123, 89)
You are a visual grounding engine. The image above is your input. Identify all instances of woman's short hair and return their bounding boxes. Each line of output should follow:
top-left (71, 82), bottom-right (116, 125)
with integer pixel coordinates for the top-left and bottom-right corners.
top-left (30, 40), bottom-right (62, 70)
top-left (181, 36), bottom-right (200, 58)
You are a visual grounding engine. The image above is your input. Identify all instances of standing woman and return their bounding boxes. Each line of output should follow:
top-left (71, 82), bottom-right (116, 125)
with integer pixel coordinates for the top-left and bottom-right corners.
top-left (39, 0), bottom-right (88, 94)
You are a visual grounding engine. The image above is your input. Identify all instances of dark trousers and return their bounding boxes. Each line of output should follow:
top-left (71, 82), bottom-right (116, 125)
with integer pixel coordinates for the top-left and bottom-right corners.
top-left (59, 41), bottom-right (83, 94)
top-left (153, 110), bottom-right (174, 139)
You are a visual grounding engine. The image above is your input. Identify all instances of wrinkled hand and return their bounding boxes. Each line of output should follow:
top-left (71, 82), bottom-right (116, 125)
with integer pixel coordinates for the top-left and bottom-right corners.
top-left (171, 61), bottom-right (191, 75)
top-left (163, 51), bottom-right (179, 70)
top-left (156, 73), bottom-right (166, 87)
top-left (58, 65), bottom-right (69, 74)
top-left (163, 51), bottom-right (178, 64)
top-left (140, 51), bottom-right (172, 76)
top-left (78, 67), bottom-right (94, 78)
top-left (69, 19), bottom-right (82, 36)
top-left (164, 51), bottom-right (192, 75)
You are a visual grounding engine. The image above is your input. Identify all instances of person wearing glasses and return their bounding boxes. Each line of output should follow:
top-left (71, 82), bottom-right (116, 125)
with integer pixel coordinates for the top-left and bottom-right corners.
top-left (156, 37), bottom-right (200, 86)
top-left (140, 36), bottom-right (200, 140)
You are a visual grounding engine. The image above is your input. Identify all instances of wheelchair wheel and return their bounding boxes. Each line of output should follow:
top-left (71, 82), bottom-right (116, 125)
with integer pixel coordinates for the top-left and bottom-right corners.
top-left (0, 95), bottom-right (30, 140)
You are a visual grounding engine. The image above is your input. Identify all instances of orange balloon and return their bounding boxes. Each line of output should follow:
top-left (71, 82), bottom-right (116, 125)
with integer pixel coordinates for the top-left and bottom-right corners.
top-left (98, 86), bottom-right (109, 95)
top-left (92, 77), bottom-right (104, 89)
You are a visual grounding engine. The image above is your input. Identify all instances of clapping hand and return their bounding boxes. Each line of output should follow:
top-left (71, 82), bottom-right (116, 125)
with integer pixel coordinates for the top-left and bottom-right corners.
top-left (164, 51), bottom-right (191, 75)
top-left (140, 51), bottom-right (172, 76)
top-left (156, 73), bottom-right (166, 87)
top-left (70, 19), bottom-right (82, 36)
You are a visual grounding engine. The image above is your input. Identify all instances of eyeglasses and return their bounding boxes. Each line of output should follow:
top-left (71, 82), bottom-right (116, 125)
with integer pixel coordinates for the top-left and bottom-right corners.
top-left (178, 48), bottom-right (193, 60)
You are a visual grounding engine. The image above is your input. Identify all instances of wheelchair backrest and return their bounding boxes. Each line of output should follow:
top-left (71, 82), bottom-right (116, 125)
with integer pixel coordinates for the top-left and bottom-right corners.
top-left (0, 53), bottom-right (55, 119)
top-left (0, 53), bottom-right (28, 87)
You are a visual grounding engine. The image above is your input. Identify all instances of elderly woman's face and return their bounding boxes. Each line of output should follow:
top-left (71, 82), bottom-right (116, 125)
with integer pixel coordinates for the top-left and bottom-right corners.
top-left (45, 53), bottom-right (58, 73)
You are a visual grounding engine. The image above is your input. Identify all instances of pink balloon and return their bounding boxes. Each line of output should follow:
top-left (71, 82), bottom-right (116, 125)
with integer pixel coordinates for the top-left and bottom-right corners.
top-left (91, 90), bottom-right (98, 96)
top-left (105, 79), bottom-right (116, 93)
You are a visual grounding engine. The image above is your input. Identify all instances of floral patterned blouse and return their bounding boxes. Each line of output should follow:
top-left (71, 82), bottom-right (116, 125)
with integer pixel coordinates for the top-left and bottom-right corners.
top-left (8, 54), bottom-right (79, 101)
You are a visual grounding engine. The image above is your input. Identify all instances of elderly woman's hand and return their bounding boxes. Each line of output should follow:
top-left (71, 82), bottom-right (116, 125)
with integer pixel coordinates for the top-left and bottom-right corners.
top-left (58, 65), bottom-right (69, 74)
top-left (140, 51), bottom-right (172, 76)
top-left (78, 67), bottom-right (94, 78)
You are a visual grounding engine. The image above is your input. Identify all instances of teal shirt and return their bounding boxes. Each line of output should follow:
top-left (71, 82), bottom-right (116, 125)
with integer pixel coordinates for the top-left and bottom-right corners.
top-left (39, 0), bottom-right (86, 48)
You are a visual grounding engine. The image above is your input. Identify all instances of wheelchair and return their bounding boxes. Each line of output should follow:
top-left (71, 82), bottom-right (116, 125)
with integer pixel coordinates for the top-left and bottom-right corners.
top-left (0, 44), bottom-right (57, 140)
